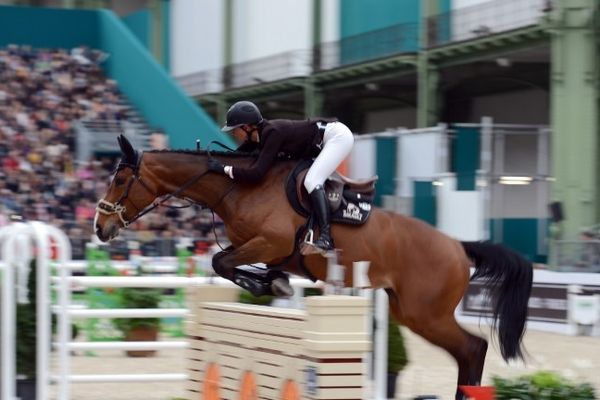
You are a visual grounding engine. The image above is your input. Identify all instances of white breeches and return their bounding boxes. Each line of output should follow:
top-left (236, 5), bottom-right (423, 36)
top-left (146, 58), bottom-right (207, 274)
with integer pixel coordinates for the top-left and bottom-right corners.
top-left (304, 122), bottom-right (354, 193)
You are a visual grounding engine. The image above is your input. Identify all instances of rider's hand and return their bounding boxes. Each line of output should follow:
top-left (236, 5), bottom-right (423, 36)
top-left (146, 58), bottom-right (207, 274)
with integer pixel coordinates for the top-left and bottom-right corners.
top-left (207, 159), bottom-right (225, 174)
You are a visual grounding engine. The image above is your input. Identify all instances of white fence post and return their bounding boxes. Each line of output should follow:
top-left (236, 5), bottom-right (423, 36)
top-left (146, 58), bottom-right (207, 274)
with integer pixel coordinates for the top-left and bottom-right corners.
top-left (1, 228), bottom-right (18, 400)
top-left (374, 289), bottom-right (389, 400)
top-left (1, 222), bottom-right (71, 400)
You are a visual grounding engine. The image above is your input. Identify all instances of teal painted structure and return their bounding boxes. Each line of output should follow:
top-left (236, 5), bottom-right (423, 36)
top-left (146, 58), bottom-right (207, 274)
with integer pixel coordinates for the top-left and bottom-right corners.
top-left (490, 218), bottom-right (547, 263)
top-left (338, 0), bottom-right (451, 64)
top-left (0, 5), bottom-right (227, 149)
top-left (413, 181), bottom-right (437, 226)
top-left (374, 137), bottom-right (397, 206)
top-left (0, 6), bottom-right (100, 48)
top-left (161, 0), bottom-right (170, 72)
top-left (96, 9), bottom-right (228, 148)
top-left (341, 0), bottom-right (420, 36)
top-left (340, 0), bottom-right (420, 62)
top-left (451, 126), bottom-right (480, 191)
top-left (122, 9), bottom-right (151, 49)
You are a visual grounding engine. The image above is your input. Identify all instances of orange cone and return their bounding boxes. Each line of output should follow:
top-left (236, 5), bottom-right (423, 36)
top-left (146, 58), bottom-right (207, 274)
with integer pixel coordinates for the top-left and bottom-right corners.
top-left (459, 385), bottom-right (495, 400)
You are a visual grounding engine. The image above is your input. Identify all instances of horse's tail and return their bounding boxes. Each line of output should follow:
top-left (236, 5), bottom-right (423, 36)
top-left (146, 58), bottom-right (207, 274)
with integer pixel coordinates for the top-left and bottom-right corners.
top-left (461, 241), bottom-right (533, 361)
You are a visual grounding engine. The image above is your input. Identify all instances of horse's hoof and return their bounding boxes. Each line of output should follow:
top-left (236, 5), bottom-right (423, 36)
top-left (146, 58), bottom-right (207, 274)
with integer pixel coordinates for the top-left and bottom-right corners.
top-left (271, 277), bottom-right (294, 298)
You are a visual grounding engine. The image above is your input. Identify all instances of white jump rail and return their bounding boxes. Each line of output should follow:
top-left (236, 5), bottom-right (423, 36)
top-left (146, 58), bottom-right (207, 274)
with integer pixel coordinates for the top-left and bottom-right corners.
top-left (1, 221), bottom-right (71, 400)
top-left (51, 273), bottom-right (325, 400)
top-left (66, 373), bottom-right (188, 383)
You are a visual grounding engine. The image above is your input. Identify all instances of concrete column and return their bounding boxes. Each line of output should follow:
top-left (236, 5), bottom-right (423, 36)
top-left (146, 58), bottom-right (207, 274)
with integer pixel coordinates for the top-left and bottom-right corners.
top-left (223, 0), bottom-right (233, 88)
top-left (312, 0), bottom-right (322, 71)
top-left (549, 0), bottom-right (599, 239)
top-left (417, 0), bottom-right (440, 127)
top-left (304, 78), bottom-right (324, 117)
top-left (417, 55), bottom-right (439, 128)
top-left (148, 0), bottom-right (162, 62)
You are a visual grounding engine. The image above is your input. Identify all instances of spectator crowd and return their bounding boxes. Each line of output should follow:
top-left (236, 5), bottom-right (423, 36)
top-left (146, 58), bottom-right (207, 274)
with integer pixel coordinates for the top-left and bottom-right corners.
top-left (0, 45), bottom-right (219, 258)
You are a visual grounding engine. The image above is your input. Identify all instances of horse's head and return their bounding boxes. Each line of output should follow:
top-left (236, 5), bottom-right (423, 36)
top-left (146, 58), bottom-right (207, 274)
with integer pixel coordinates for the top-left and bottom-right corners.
top-left (94, 134), bottom-right (157, 242)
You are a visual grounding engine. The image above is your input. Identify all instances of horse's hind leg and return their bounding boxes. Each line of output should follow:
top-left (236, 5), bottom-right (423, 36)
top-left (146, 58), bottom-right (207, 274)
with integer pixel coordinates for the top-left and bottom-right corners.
top-left (407, 316), bottom-right (488, 400)
top-left (460, 326), bottom-right (488, 387)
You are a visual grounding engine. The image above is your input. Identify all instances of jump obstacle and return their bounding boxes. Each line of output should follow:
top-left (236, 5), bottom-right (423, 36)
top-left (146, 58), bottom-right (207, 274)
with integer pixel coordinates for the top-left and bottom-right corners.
top-left (1, 221), bottom-right (391, 400)
top-left (185, 285), bottom-right (371, 400)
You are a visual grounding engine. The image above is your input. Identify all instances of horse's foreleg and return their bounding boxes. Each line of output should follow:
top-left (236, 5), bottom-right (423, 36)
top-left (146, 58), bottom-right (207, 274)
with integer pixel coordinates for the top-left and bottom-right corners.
top-left (211, 236), bottom-right (291, 297)
top-left (212, 245), bottom-right (234, 279)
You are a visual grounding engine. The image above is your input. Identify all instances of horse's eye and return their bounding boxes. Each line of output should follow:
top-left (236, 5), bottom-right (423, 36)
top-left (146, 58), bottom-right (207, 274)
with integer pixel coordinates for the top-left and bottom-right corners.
top-left (115, 177), bottom-right (125, 186)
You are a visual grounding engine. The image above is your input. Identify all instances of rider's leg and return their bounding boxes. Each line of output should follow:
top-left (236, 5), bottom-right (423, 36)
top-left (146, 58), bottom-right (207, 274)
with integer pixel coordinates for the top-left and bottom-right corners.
top-left (308, 185), bottom-right (333, 252)
top-left (304, 122), bottom-right (354, 253)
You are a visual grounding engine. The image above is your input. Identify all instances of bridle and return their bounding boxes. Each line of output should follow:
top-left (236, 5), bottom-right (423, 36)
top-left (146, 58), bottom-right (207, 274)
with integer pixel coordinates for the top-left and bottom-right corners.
top-left (96, 151), bottom-right (231, 228)
top-left (96, 153), bottom-right (161, 227)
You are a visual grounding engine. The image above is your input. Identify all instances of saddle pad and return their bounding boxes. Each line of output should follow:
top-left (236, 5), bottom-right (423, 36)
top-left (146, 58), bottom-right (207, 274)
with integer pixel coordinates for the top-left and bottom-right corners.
top-left (285, 160), bottom-right (373, 225)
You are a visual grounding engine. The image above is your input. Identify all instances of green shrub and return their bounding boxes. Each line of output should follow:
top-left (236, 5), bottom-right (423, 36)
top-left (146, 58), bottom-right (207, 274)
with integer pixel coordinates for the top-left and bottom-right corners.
top-left (387, 318), bottom-right (409, 373)
top-left (16, 303), bottom-right (36, 378)
top-left (112, 287), bottom-right (162, 334)
top-left (493, 371), bottom-right (596, 399)
top-left (238, 289), bottom-right (273, 306)
top-left (16, 259), bottom-right (41, 379)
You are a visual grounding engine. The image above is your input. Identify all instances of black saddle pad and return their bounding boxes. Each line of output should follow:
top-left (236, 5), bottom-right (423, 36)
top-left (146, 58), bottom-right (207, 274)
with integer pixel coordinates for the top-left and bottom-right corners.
top-left (285, 160), bottom-right (373, 225)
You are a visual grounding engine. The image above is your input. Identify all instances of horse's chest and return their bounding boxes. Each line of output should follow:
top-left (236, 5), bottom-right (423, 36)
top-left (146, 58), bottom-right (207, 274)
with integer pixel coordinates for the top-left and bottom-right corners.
top-left (224, 217), bottom-right (262, 244)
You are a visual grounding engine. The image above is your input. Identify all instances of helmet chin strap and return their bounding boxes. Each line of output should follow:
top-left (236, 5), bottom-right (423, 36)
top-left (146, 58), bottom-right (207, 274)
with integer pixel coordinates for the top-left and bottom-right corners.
top-left (243, 125), bottom-right (257, 142)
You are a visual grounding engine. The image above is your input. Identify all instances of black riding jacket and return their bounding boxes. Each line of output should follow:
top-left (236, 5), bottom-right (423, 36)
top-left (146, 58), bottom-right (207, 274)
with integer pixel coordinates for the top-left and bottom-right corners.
top-left (232, 118), bottom-right (336, 183)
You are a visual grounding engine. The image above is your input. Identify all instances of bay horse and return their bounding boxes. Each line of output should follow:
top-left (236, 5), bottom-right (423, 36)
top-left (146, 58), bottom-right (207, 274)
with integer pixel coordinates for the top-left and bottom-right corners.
top-left (95, 135), bottom-right (532, 399)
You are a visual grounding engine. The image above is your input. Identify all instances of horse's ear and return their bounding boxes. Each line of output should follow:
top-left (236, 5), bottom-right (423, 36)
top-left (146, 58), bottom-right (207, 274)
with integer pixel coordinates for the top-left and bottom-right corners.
top-left (118, 134), bottom-right (135, 159)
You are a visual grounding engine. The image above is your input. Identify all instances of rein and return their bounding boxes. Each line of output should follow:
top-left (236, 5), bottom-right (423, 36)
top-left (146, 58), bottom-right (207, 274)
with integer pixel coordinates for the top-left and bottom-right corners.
top-left (96, 151), bottom-right (234, 228)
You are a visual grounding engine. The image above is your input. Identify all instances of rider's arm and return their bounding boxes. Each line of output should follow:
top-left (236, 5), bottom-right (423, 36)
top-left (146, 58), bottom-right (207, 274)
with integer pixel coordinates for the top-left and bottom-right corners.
top-left (229, 130), bottom-right (282, 183)
top-left (236, 140), bottom-right (259, 154)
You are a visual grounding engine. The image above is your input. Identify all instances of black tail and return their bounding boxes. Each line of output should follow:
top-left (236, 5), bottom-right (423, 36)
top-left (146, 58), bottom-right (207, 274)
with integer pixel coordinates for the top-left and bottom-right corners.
top-left (461, 241), bottom-right (533, 361)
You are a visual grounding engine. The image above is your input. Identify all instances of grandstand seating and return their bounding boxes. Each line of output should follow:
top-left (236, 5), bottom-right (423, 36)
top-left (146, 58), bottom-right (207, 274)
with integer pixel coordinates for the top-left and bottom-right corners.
top-left (0, 45), bottom-right (221, 258)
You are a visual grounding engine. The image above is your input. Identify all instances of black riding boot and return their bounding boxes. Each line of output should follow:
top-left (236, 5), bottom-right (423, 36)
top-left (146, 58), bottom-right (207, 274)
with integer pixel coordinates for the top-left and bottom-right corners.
top-left (310, 185), bottom-right (334, 253)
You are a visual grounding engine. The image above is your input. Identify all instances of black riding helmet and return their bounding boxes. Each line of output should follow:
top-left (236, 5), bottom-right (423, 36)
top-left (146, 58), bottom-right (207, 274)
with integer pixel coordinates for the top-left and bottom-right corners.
top-left (221, 101), bottom-right (263, 132)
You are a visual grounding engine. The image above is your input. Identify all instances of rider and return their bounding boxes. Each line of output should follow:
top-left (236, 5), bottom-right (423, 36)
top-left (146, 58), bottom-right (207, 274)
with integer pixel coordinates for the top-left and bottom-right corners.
top-left (208, 100), bottom-right (354, 255)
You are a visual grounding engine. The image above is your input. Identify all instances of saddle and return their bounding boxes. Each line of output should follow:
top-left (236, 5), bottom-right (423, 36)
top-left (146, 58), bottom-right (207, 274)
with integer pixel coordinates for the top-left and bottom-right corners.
top-left (286, 160), bottom-right (377, 225)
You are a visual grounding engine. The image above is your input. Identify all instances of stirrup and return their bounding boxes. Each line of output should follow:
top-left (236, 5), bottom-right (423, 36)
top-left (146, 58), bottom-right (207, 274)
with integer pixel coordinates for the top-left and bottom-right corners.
top-left (303, 229), bottom-right (315, 245)
top-left (300, 238), bottom-right (335, 256)
top-left (300, 229), bottom-right (316, 255)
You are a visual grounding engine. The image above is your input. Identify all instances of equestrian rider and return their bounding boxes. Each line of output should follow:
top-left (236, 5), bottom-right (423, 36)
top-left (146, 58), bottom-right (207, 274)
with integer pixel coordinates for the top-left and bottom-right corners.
top-left (208, 100), bottom-right (354, 255)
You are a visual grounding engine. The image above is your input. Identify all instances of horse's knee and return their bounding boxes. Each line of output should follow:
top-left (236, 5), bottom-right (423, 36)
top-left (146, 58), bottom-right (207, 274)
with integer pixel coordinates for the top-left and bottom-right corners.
top-left (212, 250), bottom-right (232, 278)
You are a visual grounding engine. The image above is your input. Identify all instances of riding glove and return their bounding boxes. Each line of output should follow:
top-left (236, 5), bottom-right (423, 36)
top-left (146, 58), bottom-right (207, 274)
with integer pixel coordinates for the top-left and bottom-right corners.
top-left (207, 159), bottom-right (234, 179)
top-left (207, 159), bottom-right (225, 174)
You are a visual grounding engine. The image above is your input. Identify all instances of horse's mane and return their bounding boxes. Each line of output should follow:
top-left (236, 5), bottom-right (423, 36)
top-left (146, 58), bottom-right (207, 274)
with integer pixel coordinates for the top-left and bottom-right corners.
top-left (147, 149), bottom-right (255, 159)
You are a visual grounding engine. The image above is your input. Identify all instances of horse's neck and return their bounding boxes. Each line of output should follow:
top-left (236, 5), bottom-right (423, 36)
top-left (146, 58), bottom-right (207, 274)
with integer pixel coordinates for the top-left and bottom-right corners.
top-left (145, 152), bottom-right (258, 216)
